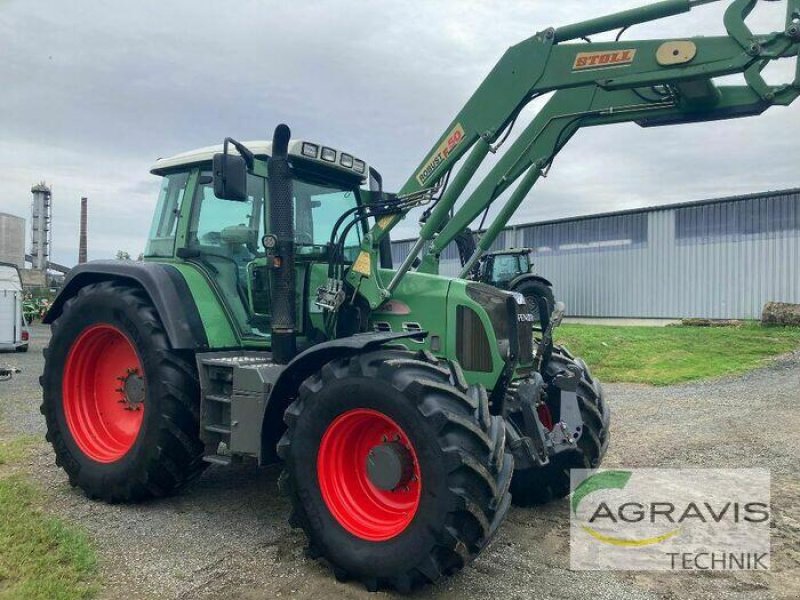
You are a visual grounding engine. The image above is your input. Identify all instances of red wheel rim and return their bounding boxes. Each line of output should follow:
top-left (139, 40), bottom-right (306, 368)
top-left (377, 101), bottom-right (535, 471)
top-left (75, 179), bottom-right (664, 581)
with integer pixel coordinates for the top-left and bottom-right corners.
top-left (317, 409), bottom-right (422, 542)
top-left (538, 403), bottom-right (554, 431)
top-left (62, 324), bottom-right (145, 463)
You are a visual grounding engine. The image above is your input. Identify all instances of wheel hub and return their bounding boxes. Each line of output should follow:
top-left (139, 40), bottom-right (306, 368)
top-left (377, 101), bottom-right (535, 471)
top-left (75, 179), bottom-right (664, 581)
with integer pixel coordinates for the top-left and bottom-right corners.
top-left (117, 369), bottom-right (145, 411)
top-left (366, 442), bottom-right (414, 491)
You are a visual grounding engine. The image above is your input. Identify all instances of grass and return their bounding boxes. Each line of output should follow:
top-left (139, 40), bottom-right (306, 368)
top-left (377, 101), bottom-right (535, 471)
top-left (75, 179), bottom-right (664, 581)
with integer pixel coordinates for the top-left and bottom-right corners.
top-left (555, 323), bottom-right (800, 385)
top-left (0, 436), bottom-right (40, 466)
top-left (0, 439), bottom-right (98, 600)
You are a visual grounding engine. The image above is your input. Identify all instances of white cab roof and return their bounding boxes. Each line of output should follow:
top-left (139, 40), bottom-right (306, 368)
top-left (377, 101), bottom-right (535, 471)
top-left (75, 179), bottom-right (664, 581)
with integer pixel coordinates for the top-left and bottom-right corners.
top-left (151, 139), bottom-right (368, 181)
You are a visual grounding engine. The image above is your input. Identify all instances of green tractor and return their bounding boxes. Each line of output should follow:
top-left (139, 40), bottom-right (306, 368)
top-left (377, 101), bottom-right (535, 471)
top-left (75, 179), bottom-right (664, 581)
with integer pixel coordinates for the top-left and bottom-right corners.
top-left (455, 231), bottom-right (555, 326)
top-left (41, 0), bottom-right (798, 591)
top-left (22, 297), bottom-right (39, 325)
top-left (474, 249), bottom-right (554, 323)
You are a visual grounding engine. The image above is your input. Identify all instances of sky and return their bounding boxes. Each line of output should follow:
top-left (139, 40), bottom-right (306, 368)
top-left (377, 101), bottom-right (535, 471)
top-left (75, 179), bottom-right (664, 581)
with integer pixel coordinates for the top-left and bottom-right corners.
top-left (0, 0), bottom-right (797, 265)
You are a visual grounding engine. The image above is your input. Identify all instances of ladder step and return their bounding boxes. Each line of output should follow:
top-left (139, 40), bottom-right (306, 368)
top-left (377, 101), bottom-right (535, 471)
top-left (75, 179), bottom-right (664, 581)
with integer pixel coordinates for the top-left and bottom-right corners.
top-left (206, 394), bottom-right (231, 404)
top-left (203, 455), bottom-right (232, 466)
top-left (204, 424), bottom-right (231, 435)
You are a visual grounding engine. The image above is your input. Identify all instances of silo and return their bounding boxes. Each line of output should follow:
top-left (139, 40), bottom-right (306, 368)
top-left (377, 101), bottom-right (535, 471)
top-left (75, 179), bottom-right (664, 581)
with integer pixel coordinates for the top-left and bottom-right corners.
top-left (0, 212), bottom-right (26, 268)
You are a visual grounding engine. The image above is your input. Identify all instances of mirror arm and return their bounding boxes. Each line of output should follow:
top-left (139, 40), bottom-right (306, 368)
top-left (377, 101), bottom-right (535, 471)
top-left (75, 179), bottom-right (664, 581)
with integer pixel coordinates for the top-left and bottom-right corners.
top-left (368, 167), bottom-right (383, 193)
top-left (223, 137), bottom-right (255, 170)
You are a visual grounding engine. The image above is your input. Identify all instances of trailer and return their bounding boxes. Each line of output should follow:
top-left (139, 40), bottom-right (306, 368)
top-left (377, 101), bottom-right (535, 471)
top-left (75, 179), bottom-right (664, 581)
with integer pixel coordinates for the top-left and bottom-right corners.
top-left (0, 262), bottom-right (29, 352)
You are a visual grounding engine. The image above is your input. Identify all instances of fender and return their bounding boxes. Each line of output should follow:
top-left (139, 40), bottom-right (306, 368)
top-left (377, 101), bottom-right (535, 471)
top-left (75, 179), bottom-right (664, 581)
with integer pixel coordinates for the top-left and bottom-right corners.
top-left (509, 272), bottom-right (553, 291)
top-left (43, 261), bottom-right (208, 350)
top-left (260, 330), bottom-right (426, 463)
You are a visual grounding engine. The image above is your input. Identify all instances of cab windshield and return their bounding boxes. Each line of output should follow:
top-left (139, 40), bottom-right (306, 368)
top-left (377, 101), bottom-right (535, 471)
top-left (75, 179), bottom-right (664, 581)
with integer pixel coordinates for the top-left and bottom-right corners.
top-left (491, 253), bottom-right (530, 283)
top-left (294, 179), bottom-right (362, 256)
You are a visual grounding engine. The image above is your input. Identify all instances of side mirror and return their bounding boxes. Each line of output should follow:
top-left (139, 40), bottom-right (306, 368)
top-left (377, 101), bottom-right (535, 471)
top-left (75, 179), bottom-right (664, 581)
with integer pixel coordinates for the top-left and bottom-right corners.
top-left (212, 153), bottom-right (248, 201)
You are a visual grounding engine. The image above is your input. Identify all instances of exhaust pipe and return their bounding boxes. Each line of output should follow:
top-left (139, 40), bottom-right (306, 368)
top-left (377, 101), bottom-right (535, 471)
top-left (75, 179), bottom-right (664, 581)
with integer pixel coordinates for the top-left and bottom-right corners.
top-left (268, 124), bottom-right (297, 364)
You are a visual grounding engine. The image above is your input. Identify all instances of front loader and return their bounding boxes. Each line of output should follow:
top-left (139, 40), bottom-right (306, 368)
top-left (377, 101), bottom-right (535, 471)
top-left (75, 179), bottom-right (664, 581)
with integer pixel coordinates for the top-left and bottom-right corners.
top-left (41, 0), bottom-right (798, 592)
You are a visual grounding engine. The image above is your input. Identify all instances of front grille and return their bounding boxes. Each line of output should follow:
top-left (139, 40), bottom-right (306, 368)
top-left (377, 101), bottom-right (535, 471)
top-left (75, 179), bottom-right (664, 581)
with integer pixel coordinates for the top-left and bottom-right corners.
top-left (456, 306), bottom-right (493, 372)
top-left (466, 282), bottom-right (534, 367)
top-left (516, 309), bottom-right (534, 366)
top-left (373, 321), bottom-right (392, 333)
top-left (465, 283), bottom-right (510, 342)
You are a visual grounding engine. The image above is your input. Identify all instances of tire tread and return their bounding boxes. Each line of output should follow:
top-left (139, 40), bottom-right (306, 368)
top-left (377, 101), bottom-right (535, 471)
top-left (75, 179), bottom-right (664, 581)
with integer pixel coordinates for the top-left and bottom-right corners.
top-left (278, 348), bottom-right (513, 592)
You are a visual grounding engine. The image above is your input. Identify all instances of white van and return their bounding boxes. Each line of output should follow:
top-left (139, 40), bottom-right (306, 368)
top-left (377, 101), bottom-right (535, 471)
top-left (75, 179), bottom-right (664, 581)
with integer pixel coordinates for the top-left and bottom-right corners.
top-left (0, 262), bottom-right (28, 353)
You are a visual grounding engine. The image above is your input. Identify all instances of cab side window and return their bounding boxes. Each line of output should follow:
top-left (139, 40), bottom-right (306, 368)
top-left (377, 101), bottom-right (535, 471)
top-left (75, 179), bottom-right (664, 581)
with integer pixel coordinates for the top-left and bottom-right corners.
top-left (186, 172), bottom-right (268, 337)
top-left (145, 171), bottom-right (189, 258)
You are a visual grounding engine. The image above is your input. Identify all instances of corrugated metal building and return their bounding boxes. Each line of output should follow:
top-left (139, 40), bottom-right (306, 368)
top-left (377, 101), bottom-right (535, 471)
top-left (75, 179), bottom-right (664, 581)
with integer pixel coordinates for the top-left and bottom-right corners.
top-left (391, 188), bottom-right (800, 320)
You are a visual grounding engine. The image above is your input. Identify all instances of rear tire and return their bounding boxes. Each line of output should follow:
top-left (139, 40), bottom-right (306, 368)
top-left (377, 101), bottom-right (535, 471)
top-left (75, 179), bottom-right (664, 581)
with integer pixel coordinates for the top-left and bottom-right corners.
top-left (509, 347), bottom-right (610, 506)
top-left (278, 349), bottom-right (513, 592)
top-left (41, 281), bottom-right (206, 502)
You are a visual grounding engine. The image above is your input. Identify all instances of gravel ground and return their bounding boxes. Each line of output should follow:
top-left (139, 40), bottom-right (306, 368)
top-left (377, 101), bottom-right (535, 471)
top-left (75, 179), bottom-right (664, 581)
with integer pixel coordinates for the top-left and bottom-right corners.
top-left (0, 324), bottom-right (797, 600)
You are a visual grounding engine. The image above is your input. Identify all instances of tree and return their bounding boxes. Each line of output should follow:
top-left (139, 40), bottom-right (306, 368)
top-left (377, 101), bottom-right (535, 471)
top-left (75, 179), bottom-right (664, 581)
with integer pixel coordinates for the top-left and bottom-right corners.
top-left (115, 250), bottom-right (132, 261)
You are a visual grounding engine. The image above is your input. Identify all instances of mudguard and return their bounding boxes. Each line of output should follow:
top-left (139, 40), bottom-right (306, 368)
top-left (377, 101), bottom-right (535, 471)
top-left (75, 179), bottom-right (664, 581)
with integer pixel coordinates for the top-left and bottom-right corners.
top-left (43, 261), bottom-right (208, 350)
top-left (509, 272), bottom-right (553, 291)
top-left (260, 330), bottom-right (427, 463)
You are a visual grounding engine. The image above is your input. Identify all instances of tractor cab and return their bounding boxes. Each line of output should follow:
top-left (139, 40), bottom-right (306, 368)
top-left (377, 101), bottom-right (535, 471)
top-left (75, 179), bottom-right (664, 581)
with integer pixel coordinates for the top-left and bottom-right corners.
top-left (147, 140), bottom-right (375, 343)
top-left (477, 248), bottom-right (534, 289)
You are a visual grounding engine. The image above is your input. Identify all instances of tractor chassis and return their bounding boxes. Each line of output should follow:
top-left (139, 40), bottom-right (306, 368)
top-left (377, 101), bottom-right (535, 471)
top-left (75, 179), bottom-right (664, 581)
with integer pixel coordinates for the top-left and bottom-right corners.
top-left (194, 331), bottom-right (437, 467)
top-left (194, 336), bottom-right (582, 474)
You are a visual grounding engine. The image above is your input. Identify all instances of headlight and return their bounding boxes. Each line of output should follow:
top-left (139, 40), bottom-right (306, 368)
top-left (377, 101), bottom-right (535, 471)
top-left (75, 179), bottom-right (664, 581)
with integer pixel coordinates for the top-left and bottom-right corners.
top-left (301, 142), bottom-right (319, 158)
top-left (321, 147), bottom-right (336, 162)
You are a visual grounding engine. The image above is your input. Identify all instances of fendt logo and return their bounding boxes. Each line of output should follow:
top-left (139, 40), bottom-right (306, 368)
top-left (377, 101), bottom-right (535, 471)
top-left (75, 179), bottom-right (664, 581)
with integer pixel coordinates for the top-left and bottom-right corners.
top-left (573, 49), bottom-right (636, 71)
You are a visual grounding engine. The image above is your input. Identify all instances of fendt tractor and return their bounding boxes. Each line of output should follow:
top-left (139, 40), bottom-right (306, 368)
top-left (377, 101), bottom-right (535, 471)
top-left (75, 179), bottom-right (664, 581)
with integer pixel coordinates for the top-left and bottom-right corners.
top-left (474, 249), bottom-right (555, 323)
top-left (457, 235), bottom-right (556, 325)
top-left (42, 0), bottom-right (798, 591)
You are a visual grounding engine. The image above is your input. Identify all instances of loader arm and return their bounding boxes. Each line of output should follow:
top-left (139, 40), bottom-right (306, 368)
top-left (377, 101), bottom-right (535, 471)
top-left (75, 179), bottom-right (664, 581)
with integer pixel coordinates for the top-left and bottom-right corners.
top-left (345, 0), bottom-right (800, 307)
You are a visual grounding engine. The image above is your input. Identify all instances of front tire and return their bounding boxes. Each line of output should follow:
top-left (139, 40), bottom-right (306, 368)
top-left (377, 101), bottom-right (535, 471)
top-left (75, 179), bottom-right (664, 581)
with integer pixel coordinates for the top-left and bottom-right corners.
top-left (41, 281), bottom-right (206, 502)
top-left (509, 347), bottom-right (610, 506)
top-left (278, 349), bottom-right (513, 592)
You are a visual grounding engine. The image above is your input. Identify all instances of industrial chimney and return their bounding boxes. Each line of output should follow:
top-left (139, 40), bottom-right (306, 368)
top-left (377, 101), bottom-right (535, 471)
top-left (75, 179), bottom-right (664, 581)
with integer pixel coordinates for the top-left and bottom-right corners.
top-left (78, 197), bottom-right (88, 264)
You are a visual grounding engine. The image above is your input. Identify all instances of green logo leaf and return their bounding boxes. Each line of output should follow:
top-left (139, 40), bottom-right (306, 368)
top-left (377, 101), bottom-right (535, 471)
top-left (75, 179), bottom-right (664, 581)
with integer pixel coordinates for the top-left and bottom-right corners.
top-left (571, 470), bottom-right (632, 515)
